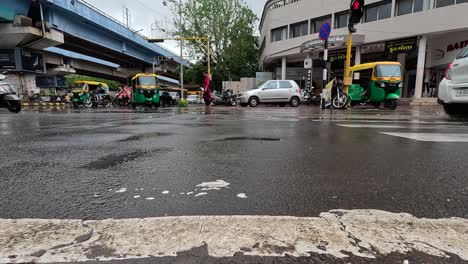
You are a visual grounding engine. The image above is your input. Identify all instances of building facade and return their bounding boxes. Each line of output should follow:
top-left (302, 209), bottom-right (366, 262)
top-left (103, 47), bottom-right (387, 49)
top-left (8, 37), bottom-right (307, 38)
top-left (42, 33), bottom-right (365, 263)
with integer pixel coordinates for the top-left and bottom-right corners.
top-left (259, 0), bottom-right (468, 98)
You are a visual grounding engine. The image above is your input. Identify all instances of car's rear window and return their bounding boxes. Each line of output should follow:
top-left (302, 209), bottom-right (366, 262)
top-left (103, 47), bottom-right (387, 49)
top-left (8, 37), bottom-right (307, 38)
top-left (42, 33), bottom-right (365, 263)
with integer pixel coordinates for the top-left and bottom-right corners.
top-left (456, 47), bottom-right (468, 60)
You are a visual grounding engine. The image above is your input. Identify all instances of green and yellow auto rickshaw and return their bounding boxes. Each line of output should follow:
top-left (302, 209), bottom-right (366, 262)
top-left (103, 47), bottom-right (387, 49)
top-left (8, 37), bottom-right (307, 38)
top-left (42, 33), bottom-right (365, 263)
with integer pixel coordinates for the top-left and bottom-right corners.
top-left (131, 73), bottom-right (160, 109)
top-left (71, 81), bottom-right (109, 108)
top-left (345, 62), bottom-right (403, 110)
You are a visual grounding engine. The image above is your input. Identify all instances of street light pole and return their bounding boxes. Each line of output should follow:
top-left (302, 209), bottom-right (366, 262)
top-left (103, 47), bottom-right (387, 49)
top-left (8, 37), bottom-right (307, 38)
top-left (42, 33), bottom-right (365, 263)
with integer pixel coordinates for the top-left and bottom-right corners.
top-left (179, 0), bottom-right (184, 97)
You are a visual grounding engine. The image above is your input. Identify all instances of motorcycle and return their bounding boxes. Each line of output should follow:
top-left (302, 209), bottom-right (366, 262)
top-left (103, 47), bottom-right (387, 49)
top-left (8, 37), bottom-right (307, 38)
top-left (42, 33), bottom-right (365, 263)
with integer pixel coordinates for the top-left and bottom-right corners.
top-left (113, 86), bottom-right (132, 107)
top-left (90, 91), bottom-right (112, 108)
top-left (0, 73), bottom-right (21, 113)
top-left (304, 88), bottom-right (321, 105)
top-left (211, 90), bottom-right (237, 106)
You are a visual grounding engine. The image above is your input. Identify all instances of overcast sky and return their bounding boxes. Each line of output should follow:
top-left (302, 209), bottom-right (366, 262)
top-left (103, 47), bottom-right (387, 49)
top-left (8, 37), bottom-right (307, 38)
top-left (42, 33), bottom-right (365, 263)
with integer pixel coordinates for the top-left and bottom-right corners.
top-left (84, 0), bottom-right (266, 55)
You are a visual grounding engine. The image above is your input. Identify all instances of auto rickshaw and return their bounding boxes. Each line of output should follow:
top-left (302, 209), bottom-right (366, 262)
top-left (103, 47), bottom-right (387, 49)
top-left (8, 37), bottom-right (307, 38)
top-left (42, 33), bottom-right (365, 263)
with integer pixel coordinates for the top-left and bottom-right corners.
top-left (131, 73), bottom-right (160, 109)
top-left (339, 62), bottom-right (403, 110)
top-left (71, 81), bottom-right (109, 108)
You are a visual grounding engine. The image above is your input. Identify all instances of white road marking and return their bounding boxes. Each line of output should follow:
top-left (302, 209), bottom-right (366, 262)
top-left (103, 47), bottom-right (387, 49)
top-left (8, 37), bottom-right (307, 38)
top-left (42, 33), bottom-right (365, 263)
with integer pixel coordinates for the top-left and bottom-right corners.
top-left (1, 210), bottom-right (467, 263)
top-left (237, 193), bottom-right (248, 199)
top-left (338, 124), bottom-right (468, 129)
top-left (162, 191), bottom-right (170, 194)
top-left (338, 124), bottom-right (406, 129)
top-left (186, 192), bottom-right (194, 195)
top-left (133, 196), bottom-right (140, 199)
top-left (196, 180), bottom-right (230, 190)
top-left (194, 192), bottom-right (208, 197)
top-left (115, 188), bottom-right (127, 193)
top-left (145, 197), bottom-right (155, 200)
top-left (381, 132), bottom-right (468, 142)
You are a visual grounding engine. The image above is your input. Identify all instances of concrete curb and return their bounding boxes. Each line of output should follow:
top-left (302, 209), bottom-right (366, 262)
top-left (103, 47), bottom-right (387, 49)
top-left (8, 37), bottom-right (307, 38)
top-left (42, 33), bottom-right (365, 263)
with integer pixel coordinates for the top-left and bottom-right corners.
top-left (410, 98), bottom-right (439, 106)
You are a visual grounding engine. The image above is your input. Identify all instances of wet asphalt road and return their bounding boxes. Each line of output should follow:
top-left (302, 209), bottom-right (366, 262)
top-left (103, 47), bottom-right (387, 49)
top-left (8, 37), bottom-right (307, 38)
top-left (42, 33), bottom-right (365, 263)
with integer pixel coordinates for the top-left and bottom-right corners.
top-left (1, 105), bottom-right (468, 221)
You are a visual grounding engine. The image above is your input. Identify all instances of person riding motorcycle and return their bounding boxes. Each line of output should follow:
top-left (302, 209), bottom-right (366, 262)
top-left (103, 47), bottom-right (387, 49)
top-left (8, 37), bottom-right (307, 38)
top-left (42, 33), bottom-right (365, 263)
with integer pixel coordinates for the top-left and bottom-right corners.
top-left (95, 84), bottom-right (107, 104)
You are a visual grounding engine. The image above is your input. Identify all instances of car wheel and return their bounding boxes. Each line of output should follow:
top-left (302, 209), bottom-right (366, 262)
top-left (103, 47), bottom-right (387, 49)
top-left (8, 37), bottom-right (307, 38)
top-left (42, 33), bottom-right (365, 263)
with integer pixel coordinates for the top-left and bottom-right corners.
top-left (290, 97), bottom-right (300, 107)
top-left (230, 100), bottom-right (237, 106)
top-left (240, 103), bottom-right (248, 107)
top-left (444, 104), bottom-right (468, 116)
top-left (248, 97), bottom-right (259, 107)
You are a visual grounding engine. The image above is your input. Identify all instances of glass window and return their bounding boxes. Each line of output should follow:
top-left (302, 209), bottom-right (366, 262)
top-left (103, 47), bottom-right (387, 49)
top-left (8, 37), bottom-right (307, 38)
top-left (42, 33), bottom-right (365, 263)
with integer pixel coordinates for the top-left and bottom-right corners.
top-left (310, 16), bottom-right (331, 34)
top-left (435, 0), bottom-right (455, 7)
top-left (365, 6), bottom-right (378, 22)
top-left (397, 0), bottom-right (413, 15)
top-left (365, 1), bottom-right (392, 22)
top-left (263, 81), bottom-right (278, 89)
top-left (279, 81), bottom-right (293, 88)
top-left (271, 26), bottom-right (288, 42)
top-left (457, 0), bottom-right (468, 3)
top-left (289, 21), bottom-right (308, 38)
top-left (456, 47), bottom-right (468, 59)
top-left (335, 12), bottom-right (349, 29)
top-left (138, 76), bottom-right (157, 86)
top-left (413, 0), bottom-right (424, 11)
top-left (379, 2), bottom-right (392, 19)
top-left (375, 65), bottom-right (402, 77)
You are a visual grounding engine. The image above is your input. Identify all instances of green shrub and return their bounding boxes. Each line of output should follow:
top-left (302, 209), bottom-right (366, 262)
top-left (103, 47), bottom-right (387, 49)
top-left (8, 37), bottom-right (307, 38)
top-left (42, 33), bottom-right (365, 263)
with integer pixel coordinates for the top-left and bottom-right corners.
top-left (178, 99), bottom-right (189, 107)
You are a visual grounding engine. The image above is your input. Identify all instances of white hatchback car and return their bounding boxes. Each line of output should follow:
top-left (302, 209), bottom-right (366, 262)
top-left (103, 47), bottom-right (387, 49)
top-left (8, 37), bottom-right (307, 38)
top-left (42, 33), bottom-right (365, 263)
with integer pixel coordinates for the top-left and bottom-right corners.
top-left (438, 46), bottom-right (468, 115)
top-left (238, 80), bottom-right (303, 107)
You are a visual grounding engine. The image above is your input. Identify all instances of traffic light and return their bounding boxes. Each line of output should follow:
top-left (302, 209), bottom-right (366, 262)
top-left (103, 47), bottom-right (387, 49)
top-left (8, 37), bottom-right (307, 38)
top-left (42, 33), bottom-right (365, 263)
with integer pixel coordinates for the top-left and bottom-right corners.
top-left (348, 0), bottom-right (364, 33)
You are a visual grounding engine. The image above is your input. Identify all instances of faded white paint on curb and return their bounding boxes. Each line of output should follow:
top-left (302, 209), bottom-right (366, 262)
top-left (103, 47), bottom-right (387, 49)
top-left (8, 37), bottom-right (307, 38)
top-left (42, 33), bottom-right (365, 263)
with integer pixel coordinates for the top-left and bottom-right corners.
top-left (1, 210), bottom-right (467, 263)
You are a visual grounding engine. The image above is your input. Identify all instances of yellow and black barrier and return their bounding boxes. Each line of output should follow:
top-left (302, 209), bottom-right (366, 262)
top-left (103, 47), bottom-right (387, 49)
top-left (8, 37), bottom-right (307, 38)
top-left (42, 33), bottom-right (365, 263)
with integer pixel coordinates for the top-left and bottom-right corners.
top-left (22, 102), bottom-right (68, 108)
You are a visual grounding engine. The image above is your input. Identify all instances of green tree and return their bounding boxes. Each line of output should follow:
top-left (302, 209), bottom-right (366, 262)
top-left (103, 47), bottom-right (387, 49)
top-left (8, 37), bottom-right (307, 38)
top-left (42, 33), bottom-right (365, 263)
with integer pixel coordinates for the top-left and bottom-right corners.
top-left (65, 75), bottom-right (120, 90)
top-left (161, 0), bottom-right (259, 88)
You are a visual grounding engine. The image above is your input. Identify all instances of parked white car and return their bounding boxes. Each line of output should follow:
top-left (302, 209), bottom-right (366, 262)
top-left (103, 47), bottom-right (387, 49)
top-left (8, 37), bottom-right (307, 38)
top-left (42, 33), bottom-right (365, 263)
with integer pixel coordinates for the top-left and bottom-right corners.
top-left (187, 94), bottom-right (201, 104)
top-left (238, 80), bottom-right (303, 107)
top-left (438, 46), bottom-right (468, 115)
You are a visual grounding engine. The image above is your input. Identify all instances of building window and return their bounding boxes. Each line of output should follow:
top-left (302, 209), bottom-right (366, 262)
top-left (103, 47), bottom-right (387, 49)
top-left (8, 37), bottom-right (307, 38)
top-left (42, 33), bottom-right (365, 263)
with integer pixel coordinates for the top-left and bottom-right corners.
top-left (271, 26), bottom-right (288, 42)
top-left (335, 11), bottom-right (349, 29)
top-left (290, 20), bottom-right (308, 38)
top-left (310, 15), bottom-right (331, 34)
top-left (365, 1), bottom-right (392, 22)
top-left (435, 0), bottom-right (468, 7)
top-left (396, 0), bottom-right (424, 16)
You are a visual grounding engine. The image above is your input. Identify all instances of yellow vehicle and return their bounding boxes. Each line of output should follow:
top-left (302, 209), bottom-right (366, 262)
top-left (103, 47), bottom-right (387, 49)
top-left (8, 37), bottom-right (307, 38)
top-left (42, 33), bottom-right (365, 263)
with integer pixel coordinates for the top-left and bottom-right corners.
top-left (345, 61), bottom-right (403, 110)
top-left (131, 73), bottom-right (160, 109)
top-left (71, 81), bottom-right (109, 108)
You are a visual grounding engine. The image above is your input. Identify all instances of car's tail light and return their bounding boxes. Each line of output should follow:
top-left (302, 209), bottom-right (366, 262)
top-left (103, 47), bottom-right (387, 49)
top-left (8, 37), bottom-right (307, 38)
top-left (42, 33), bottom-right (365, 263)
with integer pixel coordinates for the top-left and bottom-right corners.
top-left (298, 88), bottom-right (302, 94)
top-left (445, 63), bottom-right (453, 80)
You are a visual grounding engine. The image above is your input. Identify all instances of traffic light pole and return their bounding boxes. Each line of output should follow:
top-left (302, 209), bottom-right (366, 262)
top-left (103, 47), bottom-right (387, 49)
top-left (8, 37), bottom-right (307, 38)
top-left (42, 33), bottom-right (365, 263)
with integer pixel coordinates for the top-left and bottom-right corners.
top-left (344, 31), bottom-right (353, 94)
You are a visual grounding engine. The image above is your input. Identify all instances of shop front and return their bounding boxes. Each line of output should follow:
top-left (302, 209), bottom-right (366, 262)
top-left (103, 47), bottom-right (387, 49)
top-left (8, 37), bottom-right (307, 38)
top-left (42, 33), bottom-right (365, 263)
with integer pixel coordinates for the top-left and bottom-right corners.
top-left (360, 38), bottom-right (419, 98)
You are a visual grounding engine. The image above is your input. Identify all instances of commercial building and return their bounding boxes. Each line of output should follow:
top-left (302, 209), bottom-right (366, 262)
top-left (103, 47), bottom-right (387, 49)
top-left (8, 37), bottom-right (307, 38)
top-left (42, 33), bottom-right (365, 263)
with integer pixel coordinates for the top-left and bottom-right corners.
top-left (259, 0), bottom-right (468, 98)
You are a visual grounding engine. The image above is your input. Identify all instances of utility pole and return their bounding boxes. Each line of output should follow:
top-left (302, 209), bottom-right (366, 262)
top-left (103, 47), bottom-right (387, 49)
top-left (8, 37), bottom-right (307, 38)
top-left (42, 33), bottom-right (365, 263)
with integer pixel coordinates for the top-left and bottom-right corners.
top-left (179, 0), bottom-right (184, 95)
top-left (122, 6), bottom-right (131, 28)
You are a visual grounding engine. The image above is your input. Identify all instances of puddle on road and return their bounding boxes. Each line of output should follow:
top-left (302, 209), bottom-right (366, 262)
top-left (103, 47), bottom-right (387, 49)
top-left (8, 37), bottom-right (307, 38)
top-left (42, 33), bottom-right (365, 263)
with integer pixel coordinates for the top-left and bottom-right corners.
top-left (82, 148), bottom-right (172, 170)
top-left (119, 132), bottom-right (176, 142)
top-left (211, 137), bottom-right (281, 142)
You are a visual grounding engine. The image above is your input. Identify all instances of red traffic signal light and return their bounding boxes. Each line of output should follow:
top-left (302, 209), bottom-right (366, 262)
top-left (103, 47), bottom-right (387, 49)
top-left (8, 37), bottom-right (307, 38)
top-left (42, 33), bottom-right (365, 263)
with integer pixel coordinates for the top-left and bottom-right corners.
top-left (353, 1), bottom-right (361, 10)
top-left (348, 0), bottom-right (364, 32)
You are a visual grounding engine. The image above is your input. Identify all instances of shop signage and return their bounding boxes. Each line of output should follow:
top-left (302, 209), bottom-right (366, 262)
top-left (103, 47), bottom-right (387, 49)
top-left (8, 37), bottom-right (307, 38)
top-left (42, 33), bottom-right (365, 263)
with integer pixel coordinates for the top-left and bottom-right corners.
top-left (386, 37), bottom-right (417, 54)
top-left (361, 42), bottom-right (385, 54)
top-left (447, 39), bottom-right (468, 52)
top-left (0, 49), bottom-right (16, 70)
top-left (327, 48), bottom-right (356, 62)
top-left (300, 34), bottom-right (365, 51)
